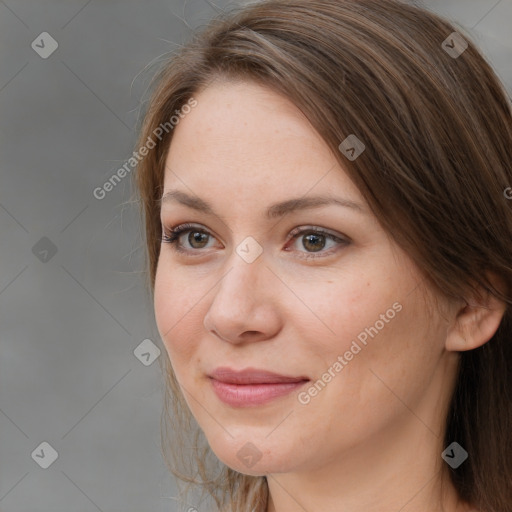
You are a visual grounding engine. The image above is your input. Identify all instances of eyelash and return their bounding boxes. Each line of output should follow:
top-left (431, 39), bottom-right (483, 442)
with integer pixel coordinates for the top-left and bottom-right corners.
top-left (161, 222), bottom-right (350, 260)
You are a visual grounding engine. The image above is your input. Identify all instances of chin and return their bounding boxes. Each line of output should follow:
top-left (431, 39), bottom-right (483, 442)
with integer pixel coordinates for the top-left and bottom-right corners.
top-left (206, 433), bottom-right (300, 476)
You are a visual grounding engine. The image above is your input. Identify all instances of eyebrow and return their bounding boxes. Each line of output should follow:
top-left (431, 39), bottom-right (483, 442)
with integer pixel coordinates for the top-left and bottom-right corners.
top-left (159, 189), bottom-right (367, 219)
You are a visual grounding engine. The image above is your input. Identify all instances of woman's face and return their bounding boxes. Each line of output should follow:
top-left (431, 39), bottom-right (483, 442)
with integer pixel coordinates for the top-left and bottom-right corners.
top-left (154, 79), bottom-right (457, 477)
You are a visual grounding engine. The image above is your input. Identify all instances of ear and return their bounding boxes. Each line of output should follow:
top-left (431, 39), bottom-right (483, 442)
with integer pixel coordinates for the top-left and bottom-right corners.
top-left (445, 276), bottom-right (507, 352)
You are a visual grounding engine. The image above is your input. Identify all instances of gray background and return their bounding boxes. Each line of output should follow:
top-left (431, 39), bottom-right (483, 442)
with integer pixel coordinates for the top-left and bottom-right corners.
top-left (0, 1), bottom-right (511, 511)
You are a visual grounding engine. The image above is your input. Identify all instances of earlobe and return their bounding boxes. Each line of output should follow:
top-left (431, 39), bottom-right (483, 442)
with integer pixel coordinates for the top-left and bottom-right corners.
top-left (445, 289), bottom-right (507, 352)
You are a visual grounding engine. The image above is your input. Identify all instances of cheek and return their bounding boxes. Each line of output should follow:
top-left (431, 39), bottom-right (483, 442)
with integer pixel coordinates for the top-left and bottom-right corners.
top-left (293, 299), bottom-right (437, 450)
top-left (153, 263), bottom-right (205, 368)
top-left (285, 268), bottom-right (388, 358)
top-left (294, 264), bottom-right (434, 393)
top-left (322, 289), bottom-right (440, 419)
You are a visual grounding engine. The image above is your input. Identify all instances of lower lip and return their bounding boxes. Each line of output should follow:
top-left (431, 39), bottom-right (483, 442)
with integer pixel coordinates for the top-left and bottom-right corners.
top-left (210, 378), bottom-right (309, 407)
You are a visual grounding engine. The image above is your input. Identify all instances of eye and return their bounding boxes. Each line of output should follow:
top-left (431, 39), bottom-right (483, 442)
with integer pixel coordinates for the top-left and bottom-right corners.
top-left (161, 223), bottom-right (350, 259)
top-left (285, 226), bottom-right (350, 259)
top-left (161, 223), bottom-right (219, 255)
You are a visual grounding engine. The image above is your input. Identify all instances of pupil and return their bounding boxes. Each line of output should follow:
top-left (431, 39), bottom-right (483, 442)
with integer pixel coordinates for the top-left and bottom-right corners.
top-left (303, 234), bottom-right (325, 252)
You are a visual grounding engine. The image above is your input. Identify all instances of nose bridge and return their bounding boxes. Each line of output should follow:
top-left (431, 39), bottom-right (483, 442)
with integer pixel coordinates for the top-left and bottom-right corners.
top-left (215, 248), bottom-right (266, 309)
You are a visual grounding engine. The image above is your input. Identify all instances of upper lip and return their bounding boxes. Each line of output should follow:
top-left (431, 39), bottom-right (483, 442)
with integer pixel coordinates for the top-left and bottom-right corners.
top-left (209, 367), bottom-right (309, 385)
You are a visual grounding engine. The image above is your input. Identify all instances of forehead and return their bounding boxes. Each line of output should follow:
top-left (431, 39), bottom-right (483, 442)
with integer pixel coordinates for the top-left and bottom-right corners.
top-left (162, 80), bottom-right (361, 201)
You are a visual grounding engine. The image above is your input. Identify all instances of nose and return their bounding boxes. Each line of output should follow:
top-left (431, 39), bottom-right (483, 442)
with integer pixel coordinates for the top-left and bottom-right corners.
top-left (203, 254), bottom-right (282, 344)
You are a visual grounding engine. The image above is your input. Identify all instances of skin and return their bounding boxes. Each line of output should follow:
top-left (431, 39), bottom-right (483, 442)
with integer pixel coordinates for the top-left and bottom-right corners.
top-left (153, 78), bottom-right (505, 512)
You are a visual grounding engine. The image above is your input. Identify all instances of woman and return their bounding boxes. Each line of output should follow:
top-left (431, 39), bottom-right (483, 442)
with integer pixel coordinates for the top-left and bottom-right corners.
top-left (133, 0), bottom-right (512, 510)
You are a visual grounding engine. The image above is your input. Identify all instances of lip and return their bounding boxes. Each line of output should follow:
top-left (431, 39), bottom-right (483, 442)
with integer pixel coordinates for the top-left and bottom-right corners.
top-left (208, 367), bottom-right (310, 407)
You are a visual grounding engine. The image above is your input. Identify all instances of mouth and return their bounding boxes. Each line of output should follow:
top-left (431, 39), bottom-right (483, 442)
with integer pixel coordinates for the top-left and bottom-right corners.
top-left (208, 367), bottom-right (310, 407)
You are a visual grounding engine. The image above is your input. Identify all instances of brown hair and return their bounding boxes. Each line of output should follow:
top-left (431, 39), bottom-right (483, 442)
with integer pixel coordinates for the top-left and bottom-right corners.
top-left (132, 0), bottom-right (512, 510)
